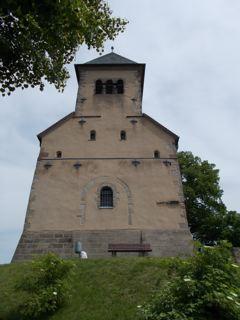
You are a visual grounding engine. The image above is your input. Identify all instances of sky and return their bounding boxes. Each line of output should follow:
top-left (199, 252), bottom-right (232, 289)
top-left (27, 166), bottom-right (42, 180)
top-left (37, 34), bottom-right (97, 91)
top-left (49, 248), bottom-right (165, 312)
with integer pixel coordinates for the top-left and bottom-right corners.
top-left (1, 0), bottom-right (240, 263)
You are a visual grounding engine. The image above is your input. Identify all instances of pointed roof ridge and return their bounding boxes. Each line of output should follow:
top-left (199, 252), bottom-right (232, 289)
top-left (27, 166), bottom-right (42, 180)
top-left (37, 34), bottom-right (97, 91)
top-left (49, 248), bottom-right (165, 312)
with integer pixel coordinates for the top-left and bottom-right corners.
top-left (142, 113), bottom-right (179, 147)
top-left (85, 52), bottom-right (137, 65)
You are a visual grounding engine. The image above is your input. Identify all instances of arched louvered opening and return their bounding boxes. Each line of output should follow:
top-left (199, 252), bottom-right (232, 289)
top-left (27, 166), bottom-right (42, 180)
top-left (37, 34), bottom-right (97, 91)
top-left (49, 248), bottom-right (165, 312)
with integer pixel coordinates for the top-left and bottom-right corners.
top-left (154, 150), bottom-right (160, 159)
top-left (100, 186), bottom-right (113, 208)
top-left (106, 80), bottom-right (113, 94)
top-left (56, 151), bottom-right (62, 158)
top-left (116, 79), bottom-right (124, 94)
top-left (90, 130), bottom-right (96, 141)
top-left (120, 130), bottom-right (126, 140)
top-left (95, 79), bottom-right (103, 94)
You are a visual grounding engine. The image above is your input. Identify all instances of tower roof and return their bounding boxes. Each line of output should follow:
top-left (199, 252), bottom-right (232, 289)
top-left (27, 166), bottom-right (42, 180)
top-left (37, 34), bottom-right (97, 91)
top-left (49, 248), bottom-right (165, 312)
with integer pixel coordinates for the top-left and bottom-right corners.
top-left (85, 52), bottom-right (137, 65)
top-left (74, 51), bottom-right (145, 100)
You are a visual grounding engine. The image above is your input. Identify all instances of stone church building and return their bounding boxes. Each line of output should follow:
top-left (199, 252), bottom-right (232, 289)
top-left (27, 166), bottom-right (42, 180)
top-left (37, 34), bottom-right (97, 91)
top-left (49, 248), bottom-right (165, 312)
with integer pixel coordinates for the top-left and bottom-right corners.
top-left (13, 52), bottom-right (192, 261)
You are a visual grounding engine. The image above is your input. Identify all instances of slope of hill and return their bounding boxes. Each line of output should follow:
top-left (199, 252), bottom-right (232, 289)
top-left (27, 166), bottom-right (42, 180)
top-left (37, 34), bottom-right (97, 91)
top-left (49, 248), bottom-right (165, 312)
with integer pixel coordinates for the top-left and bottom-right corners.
top-left (0, 257), bottom-right (173, 320)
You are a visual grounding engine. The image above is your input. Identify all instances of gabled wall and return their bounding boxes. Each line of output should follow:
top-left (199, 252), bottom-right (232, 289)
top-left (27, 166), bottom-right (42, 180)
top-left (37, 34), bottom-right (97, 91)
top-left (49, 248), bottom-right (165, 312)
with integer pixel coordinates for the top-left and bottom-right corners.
top-left (12, 59), bottom-right (192, 261)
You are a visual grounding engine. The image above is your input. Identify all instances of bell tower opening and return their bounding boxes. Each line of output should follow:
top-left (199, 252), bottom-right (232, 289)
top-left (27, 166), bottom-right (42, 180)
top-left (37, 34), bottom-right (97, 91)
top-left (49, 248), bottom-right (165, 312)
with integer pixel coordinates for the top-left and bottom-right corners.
top-left (74, 51), bottom-right (145, 117)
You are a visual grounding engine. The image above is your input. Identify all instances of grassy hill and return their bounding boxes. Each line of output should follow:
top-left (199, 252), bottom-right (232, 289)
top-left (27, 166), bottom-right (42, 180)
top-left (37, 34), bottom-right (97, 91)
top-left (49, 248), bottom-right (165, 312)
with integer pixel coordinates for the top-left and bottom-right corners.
top-left (0, 257), bottom-right (173, 320)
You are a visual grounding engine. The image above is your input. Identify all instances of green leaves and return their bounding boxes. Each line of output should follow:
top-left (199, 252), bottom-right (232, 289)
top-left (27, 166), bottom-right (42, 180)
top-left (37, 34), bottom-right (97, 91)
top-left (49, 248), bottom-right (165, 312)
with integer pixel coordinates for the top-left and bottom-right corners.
top-left (178, 151), bottom-right (240, 246)
top-left (140, 243), bottom-right (240, 320)
top-left (16, 253), bottom-right (75, 319)
top-left (0, 0), bottom-right (128, 96)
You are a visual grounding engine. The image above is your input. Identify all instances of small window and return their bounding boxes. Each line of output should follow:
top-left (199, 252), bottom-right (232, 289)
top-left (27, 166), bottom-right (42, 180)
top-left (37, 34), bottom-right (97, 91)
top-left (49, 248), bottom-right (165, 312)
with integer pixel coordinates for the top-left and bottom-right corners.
top-left (154, 150), bottom-right (160, 158)
top-left (90, 130), bottom-right (96, 141)
top-left (116, 79), bottom-right (124, 94)
top-left (106, 80), bottom-right (113, 94)
top-left (56, 151), bottom-right (62, 158)
top-left (100, 186), bottom-right (113, 208)
top-left (120, 130), bottom-right (126, 140)
top-left (95, 79), bottom-right (103, 94)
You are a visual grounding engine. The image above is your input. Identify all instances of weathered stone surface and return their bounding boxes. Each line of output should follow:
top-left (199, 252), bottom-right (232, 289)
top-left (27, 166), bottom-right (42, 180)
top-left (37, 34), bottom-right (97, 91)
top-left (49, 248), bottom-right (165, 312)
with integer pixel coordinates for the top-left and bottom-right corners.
top-left (12, 229), bottom-right (192, 261)
top-left (13, 53), bottom-right (193, 262)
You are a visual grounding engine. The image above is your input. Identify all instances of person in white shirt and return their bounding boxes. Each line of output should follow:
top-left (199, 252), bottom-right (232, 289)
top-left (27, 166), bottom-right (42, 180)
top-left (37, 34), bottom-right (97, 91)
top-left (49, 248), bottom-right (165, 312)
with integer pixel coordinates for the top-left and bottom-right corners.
top-left (81, 251), bottom-right (88, 259)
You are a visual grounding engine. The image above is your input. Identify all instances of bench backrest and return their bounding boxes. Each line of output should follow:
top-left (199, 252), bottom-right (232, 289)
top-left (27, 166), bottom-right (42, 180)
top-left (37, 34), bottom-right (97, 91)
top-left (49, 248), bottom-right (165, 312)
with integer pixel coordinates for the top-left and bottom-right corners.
top-left (108, 243), bottom-right (152, 251)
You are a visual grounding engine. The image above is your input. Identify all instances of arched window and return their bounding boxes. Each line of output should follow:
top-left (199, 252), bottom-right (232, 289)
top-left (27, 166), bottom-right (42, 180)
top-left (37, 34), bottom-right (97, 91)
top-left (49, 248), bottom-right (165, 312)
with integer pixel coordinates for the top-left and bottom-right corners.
top-left (106, 80), bottom-right (113, 94)
top-left (154, 150), bottom-right (160, 159)
top-left (90, 130), bottom-right (96, 141)
top-left (116, 79), bottom-right (124, 94)
top-left (120, 130), bottom-right (126, 140)
top-left (56, 151), bottom-right (62, 158)
top-left (95, 79), bottom-right (103, 94)
top-left (100, 186), bottom-right (113, 208)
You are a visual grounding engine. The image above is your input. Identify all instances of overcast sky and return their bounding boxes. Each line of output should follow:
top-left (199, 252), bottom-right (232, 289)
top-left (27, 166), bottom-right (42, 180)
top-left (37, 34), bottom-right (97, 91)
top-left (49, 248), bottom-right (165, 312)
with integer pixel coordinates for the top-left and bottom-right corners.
top-left (1, 0), bottom-right (240, 263)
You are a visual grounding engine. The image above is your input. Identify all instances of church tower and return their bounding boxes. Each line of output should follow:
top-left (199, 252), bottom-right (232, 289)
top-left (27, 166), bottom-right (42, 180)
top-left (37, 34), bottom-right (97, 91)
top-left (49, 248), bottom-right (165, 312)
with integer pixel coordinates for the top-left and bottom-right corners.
top-left (13, 52), bottom-right (192, 261)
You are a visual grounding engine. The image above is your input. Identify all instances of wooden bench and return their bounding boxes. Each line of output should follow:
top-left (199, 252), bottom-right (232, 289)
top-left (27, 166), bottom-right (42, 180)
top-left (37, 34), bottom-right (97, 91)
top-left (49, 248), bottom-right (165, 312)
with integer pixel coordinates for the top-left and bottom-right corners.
top-left (108, 243), bottom-right (152, 257)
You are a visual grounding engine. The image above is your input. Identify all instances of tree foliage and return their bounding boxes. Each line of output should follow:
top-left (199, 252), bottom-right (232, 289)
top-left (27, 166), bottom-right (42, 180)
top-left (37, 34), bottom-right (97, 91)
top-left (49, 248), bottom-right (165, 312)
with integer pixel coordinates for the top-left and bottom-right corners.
top-left (140, 242), bottom-right (240, 320)
top-left (221, 210), bottom-right (240, 246)
top-left (178, 151), bottom-right (240, 246)
top-left (0, 0), bottom-right (128, 96)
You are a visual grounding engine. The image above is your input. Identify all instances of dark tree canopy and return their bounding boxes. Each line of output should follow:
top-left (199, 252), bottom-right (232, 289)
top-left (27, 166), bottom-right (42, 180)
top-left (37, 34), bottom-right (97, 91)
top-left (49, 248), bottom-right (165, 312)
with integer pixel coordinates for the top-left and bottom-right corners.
top-left (221, 210), bottom-right (240, 247)
top-left (0, 0), bottom-right (128, 96)
top-left (178, 151), bottom-right (240, 246)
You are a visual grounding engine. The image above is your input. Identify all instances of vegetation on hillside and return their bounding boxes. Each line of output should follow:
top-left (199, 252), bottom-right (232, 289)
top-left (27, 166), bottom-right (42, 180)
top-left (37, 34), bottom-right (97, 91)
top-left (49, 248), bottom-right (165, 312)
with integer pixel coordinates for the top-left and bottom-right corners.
top-left (0, 257), bottom-right (171, 320)
top-left (16, 253), bottom-right (75, 319)
top-left (1, 244), bottom-right (239, 320)
top-left (140, 242), bottom-right (240, 320)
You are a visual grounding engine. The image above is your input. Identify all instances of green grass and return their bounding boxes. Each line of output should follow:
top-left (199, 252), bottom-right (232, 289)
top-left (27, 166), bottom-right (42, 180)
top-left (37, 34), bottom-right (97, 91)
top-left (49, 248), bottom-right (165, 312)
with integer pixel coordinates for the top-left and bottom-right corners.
top-left (0, 257), bottom-right (174, 320)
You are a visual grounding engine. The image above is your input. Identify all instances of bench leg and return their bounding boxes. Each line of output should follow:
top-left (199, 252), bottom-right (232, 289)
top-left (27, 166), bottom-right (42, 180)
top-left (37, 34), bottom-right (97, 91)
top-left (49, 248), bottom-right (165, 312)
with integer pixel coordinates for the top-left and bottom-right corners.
top-left (112, 251), bottom-right (117, 257)
top-left (139, 251), bottom-right (147, 257)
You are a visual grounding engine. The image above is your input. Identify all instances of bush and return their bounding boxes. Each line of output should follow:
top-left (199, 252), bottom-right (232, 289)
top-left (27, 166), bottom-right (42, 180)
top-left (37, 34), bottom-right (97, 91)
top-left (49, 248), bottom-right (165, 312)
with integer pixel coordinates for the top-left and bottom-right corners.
top-left (16, 253), bottom-right (75, 319)
top-left (139, 242), bottom-right (240, 320)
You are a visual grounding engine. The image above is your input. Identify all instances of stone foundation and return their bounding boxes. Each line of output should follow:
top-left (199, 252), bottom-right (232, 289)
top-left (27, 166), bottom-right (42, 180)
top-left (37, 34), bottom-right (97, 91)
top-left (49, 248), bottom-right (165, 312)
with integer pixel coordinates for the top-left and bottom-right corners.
top-left (12, 229), bottom-right (193, 261)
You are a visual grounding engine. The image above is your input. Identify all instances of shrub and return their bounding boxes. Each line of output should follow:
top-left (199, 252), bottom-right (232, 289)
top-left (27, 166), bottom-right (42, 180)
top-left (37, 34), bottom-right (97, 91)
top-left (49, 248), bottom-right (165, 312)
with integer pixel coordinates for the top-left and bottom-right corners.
top-left (139, 242), bottom-right (240, 320)
top-left (16, 253), bottom-right (75, 319)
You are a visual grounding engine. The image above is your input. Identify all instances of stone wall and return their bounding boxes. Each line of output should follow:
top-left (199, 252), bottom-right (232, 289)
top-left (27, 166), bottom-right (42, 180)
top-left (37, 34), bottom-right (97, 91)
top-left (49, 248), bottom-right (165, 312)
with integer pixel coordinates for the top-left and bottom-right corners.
top-left (22, 159), bottom-right (188, 232)
top-left (13, 231), bottom-right (73, 261)
top-left (13, 59), bottom-right (192, 262)
top-left (12, 228), bottom-right (192, 261)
